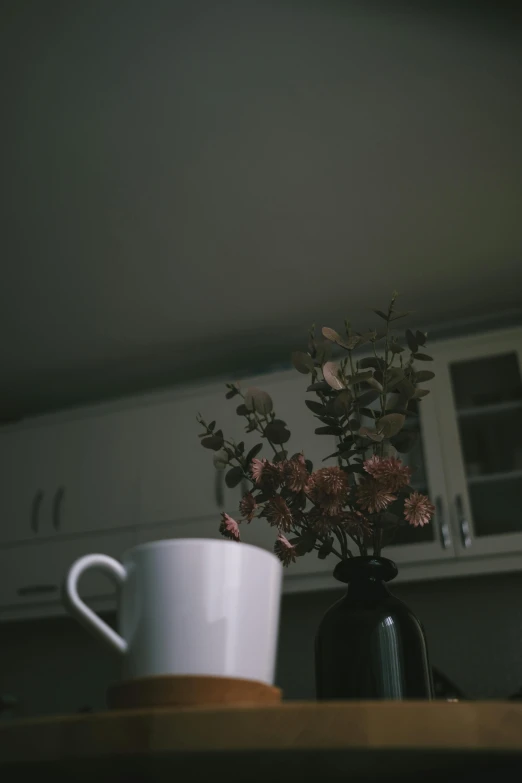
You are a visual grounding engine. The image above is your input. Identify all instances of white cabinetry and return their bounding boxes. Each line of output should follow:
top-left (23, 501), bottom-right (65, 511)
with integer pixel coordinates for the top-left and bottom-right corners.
top-left (433, 329), bottom-right (522, 559)
top-left (139, 384), bottom-right (242, 530)
top-left (0, 408), bottom-right (142, 546)
top-left (1, 326), bottom-right (522, 620)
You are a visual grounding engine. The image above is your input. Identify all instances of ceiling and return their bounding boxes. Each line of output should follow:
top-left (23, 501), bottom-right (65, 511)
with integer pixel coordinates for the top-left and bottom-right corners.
top-left (1, 0), bottom-right (522, 419)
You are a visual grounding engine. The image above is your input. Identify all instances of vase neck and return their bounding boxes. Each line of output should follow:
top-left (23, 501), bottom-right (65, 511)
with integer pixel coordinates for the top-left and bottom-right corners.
top-left (333, 556), bottom-right (398, 585)
top-left (333, 557), bottom-right (397, 605)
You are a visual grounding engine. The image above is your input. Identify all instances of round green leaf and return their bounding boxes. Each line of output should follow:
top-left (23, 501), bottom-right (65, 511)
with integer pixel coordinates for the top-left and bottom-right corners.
top-left (415, 370), bottom-right (435, 382)
top-left (291, 351), bottom-right (314, 374)
top-left (265, 419), bottom-right (291, 444)
top-left (244, 387), bottom-right (274, 415)
top-left (323, 361), bottom-right (346, 390)
top-left (359, 426), bottom-right (384, 442)
top-left (321, 327), bottom-right (359, 351)
top-left (391, 430), bottom-right (418, 453)
top-left (225, 466), bottom-right (243, 488)
top-left (245, 443), bottom-right (263, 465)
top-left (405, 329), bottom-right (418, 353)
top-left (305, 399), bottom-right (326, 415)
top-left (333, 389), bottom-right (353, 415)
top-left (201, 434), bottom-right (225, 450)
top-left (376, 413), bottom-right (405, 438)
top-left (390, 340), bottom-right (405, 354)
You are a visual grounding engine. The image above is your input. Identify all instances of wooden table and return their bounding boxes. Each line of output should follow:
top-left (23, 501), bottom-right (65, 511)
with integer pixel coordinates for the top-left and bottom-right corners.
top-left (2, 701), bottom-right (522, 781)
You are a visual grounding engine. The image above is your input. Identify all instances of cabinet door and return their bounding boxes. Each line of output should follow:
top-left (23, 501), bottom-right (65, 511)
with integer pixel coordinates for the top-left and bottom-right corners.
top-left (378, 381), bottom-right (456, 566)
top-left (139, 385), bottom-right (241, 529)
top-left (434, 329), bottom-right (522, 558)
top-left (0, 426), bottom-right (55, 545)
top-left (49, 409), bottom-right (142, 536)
top-left (0, 528), bottom-right (137, 619)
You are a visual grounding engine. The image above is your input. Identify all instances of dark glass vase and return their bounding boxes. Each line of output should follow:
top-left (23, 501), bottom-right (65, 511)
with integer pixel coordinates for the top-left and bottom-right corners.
top-left (315, 556), bottom-right (433, 700)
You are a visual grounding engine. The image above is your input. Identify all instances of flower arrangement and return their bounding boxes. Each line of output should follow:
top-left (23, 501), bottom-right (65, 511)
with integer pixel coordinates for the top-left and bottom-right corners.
top-left (197, 293), bottom-right (435, 566)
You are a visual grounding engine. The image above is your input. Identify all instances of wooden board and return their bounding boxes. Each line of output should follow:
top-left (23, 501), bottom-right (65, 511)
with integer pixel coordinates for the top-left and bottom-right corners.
top-left (1, 701), bottom-right (522, 782)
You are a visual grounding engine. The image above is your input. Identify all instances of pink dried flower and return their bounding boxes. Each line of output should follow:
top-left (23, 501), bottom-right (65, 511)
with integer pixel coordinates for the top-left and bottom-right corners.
top-left (404, 492), bottom-right (435, 527)
top-left (363, 455), bottom-right (384, 477)
top-left (356, 478), bottom-right (396, 514)
top-left (309, 507), bottom-right (336, 534)
top-left (307, 466), bottom-right (350, 516)
top-left (282, 455), bottom-right (309, 493)
top-left (239, 492), bottom-right (257, 522)
top-left (341, 510), bottom-right (373, 540)
top-left (251, 458), bottom-right (265, 485)
top-left (274, 533), bottom-right (297, 566)
top-left (251, 458), bottom-right (281, 490)
top-left (219, 512), bottom-right (241, 541)
top-left (265, 495), bottom-right (294, 532)
top-left (363, 455), bottom-right (412, 493)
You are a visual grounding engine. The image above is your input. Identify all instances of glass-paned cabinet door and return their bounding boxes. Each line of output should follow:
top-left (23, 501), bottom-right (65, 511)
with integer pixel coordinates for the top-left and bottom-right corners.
top-left (383, 387), bottom-right (456, 565)
top-left (434, 329), bottom-right (522, 557)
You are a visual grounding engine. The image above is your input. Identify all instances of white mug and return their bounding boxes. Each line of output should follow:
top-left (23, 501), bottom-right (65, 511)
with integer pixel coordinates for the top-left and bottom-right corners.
top-left (64, 538), bottom-right (283, 684)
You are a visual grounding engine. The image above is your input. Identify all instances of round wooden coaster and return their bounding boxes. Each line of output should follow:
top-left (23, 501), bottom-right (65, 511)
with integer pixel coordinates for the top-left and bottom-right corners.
top-left (107, 675), bottom-right (282, 710)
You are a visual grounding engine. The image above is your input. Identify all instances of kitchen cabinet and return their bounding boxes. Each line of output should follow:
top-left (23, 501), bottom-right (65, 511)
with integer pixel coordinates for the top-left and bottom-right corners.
top-left (0, 426), bottom-right (54, 545)
top-left (139, 383), bottom-right (243, 530)
top-left (49, 409), bottom-right (142, 535)
top-left (433, 329), bottom-right (522, 559)
top-left (0, 528), bottom-right (137, 620)
top-left (0, 408), bottom-right (142, 546)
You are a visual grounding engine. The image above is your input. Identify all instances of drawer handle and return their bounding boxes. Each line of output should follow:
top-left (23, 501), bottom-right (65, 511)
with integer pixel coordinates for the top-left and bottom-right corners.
top-left (52, 486), bottom-right (65, 531)
top-left (30, 490), bottom-right (44, 534)
top-left (17, 585), bottom-right (58, 597)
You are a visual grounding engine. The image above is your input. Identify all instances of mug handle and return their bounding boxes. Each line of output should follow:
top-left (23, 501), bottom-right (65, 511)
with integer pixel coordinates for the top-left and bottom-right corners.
top-left (64, 554), bottom-right (128, 655)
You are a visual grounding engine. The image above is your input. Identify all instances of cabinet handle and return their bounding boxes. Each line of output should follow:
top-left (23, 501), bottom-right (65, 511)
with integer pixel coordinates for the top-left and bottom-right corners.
top-left (52, 486), bottom-right (65, 531)
top-left (435, 496), bottom-right (451, 549)
top-left (215, 471), bottom-right (224, 508)
top-left (455, 494), bottom-right (471, 548)
top-left (17, 584), bottom-right (58, 597)
top-left (30, 490), bottom-right (44, 534)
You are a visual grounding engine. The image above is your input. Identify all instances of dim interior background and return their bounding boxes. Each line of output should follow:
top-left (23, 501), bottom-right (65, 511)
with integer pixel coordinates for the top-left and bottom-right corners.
top-left (1, 0), bottom-right (522, 718)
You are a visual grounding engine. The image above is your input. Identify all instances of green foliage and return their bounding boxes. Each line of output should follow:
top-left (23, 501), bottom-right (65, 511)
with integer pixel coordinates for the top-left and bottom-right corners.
top-left (197, 293), bottom-right (435, 565)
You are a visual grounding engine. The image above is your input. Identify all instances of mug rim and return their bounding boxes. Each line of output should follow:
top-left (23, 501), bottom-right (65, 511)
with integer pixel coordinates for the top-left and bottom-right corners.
top-left (123, 537), bottom-right (282, 567)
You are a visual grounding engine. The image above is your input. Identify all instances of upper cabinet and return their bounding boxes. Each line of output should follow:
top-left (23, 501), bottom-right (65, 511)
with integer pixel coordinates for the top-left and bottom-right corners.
top-left (0, 407), bottom-right (142, 546)
top-left (139, 384), bottom-right (243, 529)
top-left (48, 409), bottom-right (142, 535)
top-left (0, 426), bottom-right (55, 545)
top-left (433, 329), bottom-right (522, 559)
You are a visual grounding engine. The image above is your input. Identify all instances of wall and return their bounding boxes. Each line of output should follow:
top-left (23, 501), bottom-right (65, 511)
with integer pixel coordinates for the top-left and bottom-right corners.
top-left (2, 569), bottom-right (522, 718)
